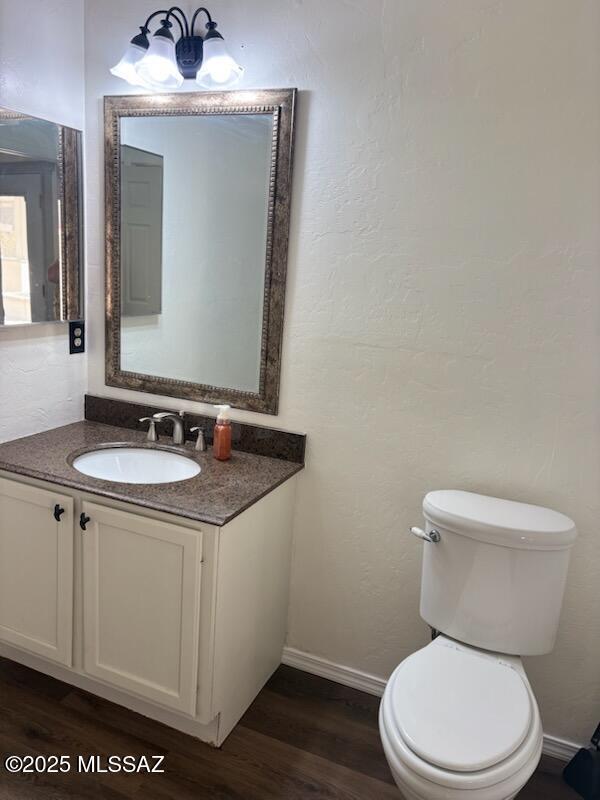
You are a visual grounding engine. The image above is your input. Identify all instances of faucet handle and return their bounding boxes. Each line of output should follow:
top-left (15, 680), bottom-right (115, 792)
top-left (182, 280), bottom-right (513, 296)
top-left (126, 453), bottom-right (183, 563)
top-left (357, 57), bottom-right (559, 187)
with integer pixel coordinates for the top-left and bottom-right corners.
top-left (139, 417), bottom-right (158, 443)
top-left (151, 411), bottom-right (185, 445)
top-left (190, 427), bottom-right (207, 452)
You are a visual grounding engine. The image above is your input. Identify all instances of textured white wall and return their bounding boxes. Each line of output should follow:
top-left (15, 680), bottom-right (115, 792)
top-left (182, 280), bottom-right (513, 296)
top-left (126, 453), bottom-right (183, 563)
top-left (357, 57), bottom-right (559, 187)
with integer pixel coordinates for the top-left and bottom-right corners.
top-left (0, 0), bottom-right (86, 442)
top-left (84, 0), bottom-right (600, 743)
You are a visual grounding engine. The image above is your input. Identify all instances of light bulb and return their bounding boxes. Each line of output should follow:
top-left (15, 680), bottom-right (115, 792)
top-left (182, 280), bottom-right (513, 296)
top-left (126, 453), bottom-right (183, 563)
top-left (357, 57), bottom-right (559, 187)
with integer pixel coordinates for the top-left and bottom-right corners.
top-left (196, 36), bottom-right (243, 88)
top-left (136, 28), bottom-right (183, 90)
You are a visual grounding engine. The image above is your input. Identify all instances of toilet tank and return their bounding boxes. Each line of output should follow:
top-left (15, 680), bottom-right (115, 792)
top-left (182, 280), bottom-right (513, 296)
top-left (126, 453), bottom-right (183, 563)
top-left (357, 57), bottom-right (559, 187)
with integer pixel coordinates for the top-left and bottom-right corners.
top-left (419, 490), bottom-right (577, 656)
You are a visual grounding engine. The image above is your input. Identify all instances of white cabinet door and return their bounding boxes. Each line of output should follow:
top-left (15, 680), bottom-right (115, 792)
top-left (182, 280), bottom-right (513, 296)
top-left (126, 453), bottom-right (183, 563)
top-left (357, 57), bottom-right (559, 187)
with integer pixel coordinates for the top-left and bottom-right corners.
top-left (0, 477), bottom-right (74, 666)
top-left (82, 502), bottom-right (202, 715)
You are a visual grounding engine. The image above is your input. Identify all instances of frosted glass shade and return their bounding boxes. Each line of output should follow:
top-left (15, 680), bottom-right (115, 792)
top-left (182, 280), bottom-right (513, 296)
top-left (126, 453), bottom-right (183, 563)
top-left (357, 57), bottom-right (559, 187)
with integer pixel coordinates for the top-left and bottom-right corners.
top-left (137, 36), bottom-right (183, 90)
top-left (196, 38), bottom-right (243, 88)
top-left (110, 43), bottom-right (148, 86)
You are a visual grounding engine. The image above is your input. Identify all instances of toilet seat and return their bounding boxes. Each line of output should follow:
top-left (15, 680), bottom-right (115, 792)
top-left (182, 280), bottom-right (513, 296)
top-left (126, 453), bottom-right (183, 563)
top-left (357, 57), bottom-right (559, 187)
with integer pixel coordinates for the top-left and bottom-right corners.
top-left (379, 637), bottom-right (543, 799)
top-left (389, 638), bottom-right (532, 772)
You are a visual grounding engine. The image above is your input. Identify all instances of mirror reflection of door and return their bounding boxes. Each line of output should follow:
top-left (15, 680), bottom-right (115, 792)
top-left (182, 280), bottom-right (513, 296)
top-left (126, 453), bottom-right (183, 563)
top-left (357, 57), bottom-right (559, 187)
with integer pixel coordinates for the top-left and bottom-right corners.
top-left (0, 194), bottom-right (30, 324)
top-left (0, 166), bottom-right (59, 324)
top-left (121, 145), bottom-right (163, 317)
top-left (0, 111), bottom-right (83, 326)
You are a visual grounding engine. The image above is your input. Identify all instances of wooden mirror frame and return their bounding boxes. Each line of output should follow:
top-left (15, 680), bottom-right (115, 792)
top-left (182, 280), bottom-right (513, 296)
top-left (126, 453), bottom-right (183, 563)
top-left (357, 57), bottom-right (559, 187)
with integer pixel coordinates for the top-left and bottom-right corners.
top-left (104, 89), bottom-right (296, 415)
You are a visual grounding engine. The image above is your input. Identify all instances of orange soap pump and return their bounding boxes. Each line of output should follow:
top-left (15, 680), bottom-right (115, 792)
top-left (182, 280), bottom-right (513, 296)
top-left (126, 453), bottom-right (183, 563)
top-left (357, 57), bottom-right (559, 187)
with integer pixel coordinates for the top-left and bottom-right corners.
top-left (213, 405), bottom-right (232, 461)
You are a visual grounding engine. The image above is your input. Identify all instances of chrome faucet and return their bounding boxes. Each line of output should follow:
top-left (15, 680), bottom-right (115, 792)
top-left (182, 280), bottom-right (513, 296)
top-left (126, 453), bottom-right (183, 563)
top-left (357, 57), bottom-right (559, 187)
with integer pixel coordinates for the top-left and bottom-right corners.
top-left (152, 411), bottom-right (185, 445)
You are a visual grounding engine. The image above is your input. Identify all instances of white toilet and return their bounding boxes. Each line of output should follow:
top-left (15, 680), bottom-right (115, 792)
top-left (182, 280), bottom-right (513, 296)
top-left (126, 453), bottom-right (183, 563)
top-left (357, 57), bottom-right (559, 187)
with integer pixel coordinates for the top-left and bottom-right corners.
top-left (379, 489), bottom-right (577, 800)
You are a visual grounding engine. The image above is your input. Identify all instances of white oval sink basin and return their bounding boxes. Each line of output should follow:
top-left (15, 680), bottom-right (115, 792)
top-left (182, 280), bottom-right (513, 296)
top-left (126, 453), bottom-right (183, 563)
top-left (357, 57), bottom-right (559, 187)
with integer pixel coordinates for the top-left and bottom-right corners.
top-left (72, 447), bottom-right (201, 484)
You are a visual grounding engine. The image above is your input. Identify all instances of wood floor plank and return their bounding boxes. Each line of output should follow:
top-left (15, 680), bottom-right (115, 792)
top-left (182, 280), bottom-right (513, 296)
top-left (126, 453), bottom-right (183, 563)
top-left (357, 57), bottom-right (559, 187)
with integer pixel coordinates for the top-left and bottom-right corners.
top-left (240, 685), bottom-right (393, 784)
top-left (517, 756), bottom-right (580, 799)
top-left (0, 771), bottom-right (129, 800)
top-left (265, 666), bottom-right (382, 721)
top-left (132, 726), bottom-right (399, 800)
top-left (0, 658), bottom-right (73, 703)
top-left (223, 724), bottom-right (399, 799)
top-left (0, 663), bottom-right (162, 797)
top-left (60, 689), bottom-right (212, 765)
top-left (0, 731), bottom-right (131, 800)
top-left (0, 657), bottom-right (581, 800)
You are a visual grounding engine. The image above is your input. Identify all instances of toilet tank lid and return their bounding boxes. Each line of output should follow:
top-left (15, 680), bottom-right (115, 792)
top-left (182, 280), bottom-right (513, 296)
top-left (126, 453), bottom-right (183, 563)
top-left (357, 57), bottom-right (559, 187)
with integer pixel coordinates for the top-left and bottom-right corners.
top-left (423, 490), bottom-right (577, 550)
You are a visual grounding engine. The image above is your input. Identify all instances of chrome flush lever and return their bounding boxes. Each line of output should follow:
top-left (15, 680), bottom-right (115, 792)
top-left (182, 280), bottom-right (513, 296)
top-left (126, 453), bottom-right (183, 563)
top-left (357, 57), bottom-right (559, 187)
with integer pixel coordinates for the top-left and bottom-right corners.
top-left (409, 526), bottom-right (441, 543)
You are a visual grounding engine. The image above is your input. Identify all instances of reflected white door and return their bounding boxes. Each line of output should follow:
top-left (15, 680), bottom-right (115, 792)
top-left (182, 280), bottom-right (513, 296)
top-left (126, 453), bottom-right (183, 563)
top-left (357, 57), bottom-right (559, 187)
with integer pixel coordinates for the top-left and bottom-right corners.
top-left (0, 174), bottom-right (46, 323)
top-left (121, 145), bottom-right (163, 317)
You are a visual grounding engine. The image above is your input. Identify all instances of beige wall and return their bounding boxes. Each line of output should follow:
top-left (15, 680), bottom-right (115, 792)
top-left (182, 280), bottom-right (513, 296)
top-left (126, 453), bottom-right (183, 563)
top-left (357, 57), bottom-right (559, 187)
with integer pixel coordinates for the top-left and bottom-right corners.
top-left (0, 0), bottom-right (86, 443)
top-left (84, 0), bottom-right (600, 743)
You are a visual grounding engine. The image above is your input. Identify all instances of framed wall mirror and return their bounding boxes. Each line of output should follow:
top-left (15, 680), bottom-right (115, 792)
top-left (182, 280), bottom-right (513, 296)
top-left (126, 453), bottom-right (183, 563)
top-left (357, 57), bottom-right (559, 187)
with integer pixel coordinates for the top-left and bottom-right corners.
top-left (0, 108), bottom-right (83, 326)
top-left (105, 89), bottom-right (296, 415)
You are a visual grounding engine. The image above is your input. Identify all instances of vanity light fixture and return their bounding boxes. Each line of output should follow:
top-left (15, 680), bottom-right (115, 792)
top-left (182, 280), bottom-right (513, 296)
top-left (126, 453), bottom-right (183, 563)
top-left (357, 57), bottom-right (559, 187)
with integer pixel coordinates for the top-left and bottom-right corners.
top-left (110, 6), bottom-right (243, 91)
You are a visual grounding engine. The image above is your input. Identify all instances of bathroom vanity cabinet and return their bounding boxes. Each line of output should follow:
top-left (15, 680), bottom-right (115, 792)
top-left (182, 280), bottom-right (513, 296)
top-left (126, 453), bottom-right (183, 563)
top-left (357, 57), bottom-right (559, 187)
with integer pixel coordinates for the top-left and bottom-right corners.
top-left (0, 471), bottom-right (297, 746)
top-left (0, 478), bottom-right (74, 667)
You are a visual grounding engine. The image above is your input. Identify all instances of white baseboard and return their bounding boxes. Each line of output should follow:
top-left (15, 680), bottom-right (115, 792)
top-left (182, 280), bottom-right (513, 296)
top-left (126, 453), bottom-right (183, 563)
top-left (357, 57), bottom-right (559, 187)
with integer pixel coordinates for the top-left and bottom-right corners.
top-left (281, 646), bottom-right (583, 762)
top-left (282, 646), bottom-right (386, 696)
top-left (542, 734), bottom-right (581, 762)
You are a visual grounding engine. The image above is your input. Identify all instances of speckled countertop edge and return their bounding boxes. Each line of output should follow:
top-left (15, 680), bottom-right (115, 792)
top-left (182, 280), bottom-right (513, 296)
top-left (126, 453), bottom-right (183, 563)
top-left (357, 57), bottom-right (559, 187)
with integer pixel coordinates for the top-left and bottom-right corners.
top-left (0, 421), bottom-right (303, 527)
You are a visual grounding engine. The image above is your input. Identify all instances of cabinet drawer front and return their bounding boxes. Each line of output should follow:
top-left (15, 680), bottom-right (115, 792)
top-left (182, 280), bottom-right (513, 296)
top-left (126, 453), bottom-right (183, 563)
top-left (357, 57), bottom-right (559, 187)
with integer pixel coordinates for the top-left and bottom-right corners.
top-left (82, 502), bottom-right (202, 715)
top-left (0, 478), bottom-right (74, 666)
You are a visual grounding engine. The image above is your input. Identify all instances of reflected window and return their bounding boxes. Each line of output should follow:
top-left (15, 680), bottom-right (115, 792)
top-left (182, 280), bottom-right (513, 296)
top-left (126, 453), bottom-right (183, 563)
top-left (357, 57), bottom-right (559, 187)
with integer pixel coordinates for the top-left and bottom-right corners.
top-left (0, 195), bottom-right (32, 324)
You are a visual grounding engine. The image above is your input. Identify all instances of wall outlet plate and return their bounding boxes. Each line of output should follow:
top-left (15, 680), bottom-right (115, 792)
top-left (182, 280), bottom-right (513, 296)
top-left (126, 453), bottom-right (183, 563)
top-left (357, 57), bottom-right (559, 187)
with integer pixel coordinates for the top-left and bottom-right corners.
top-left (69, 320), bottom-right (85, 354)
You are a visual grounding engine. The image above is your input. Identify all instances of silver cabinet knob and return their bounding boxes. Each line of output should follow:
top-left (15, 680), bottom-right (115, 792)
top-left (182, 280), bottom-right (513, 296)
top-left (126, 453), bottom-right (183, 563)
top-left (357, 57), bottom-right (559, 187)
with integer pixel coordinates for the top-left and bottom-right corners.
top-left (409, 526), bottom-right (441, 543)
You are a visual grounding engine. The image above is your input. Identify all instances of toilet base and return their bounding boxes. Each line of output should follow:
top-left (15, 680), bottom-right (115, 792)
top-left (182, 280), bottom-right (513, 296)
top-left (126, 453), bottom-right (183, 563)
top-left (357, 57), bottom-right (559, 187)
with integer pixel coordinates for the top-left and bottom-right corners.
top-left (383, 739), bottom-right (539, 800)
top-left (387, 764), bottom-right (521, 800)
top-left (381, 712), bottom-right (542, 800)
top-left (397, 787), bottom-right (518, 800)
top-left (379, 638), bottom-right (543, 800)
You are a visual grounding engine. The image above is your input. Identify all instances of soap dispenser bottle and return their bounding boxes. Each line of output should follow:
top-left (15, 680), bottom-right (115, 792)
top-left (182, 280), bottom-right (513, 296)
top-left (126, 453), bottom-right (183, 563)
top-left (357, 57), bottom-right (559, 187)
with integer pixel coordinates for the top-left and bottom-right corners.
top-left (213, 405), bottom-right (232, 461)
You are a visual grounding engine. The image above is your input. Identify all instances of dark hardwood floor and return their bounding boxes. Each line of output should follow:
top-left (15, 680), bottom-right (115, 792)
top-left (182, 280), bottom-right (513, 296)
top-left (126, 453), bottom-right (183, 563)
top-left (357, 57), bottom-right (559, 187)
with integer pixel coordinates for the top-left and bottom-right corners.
top-left (0, 657), bottom-right (580, 799)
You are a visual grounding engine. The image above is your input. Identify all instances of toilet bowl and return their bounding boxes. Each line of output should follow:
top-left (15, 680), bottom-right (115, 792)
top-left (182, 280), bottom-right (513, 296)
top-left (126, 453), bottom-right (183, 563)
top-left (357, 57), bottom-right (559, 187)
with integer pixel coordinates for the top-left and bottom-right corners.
top-left (379, 490), bottom-right (576, 800)
top-left (379, 636), bottom-right (543, 800)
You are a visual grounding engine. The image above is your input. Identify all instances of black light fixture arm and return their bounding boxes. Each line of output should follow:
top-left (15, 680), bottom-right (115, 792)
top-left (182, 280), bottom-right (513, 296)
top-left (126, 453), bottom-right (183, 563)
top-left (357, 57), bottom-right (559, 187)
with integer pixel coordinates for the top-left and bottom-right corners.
top-left (139, 7), bottom-right (215, 39)
top-left (140, 7), bottom-right (188, 39)
top-left (191, 7), bottom-right (214, 35)
top-left (141, 9), bottom-right (168, 32)
top-left (165, 7), bottom-right (189, 37)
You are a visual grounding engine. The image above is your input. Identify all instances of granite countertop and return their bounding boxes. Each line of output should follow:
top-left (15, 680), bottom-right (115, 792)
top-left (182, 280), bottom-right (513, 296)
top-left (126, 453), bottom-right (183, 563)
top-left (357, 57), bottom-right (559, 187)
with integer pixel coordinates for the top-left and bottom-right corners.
top-left (0, 421), bottom-right (303, 526)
